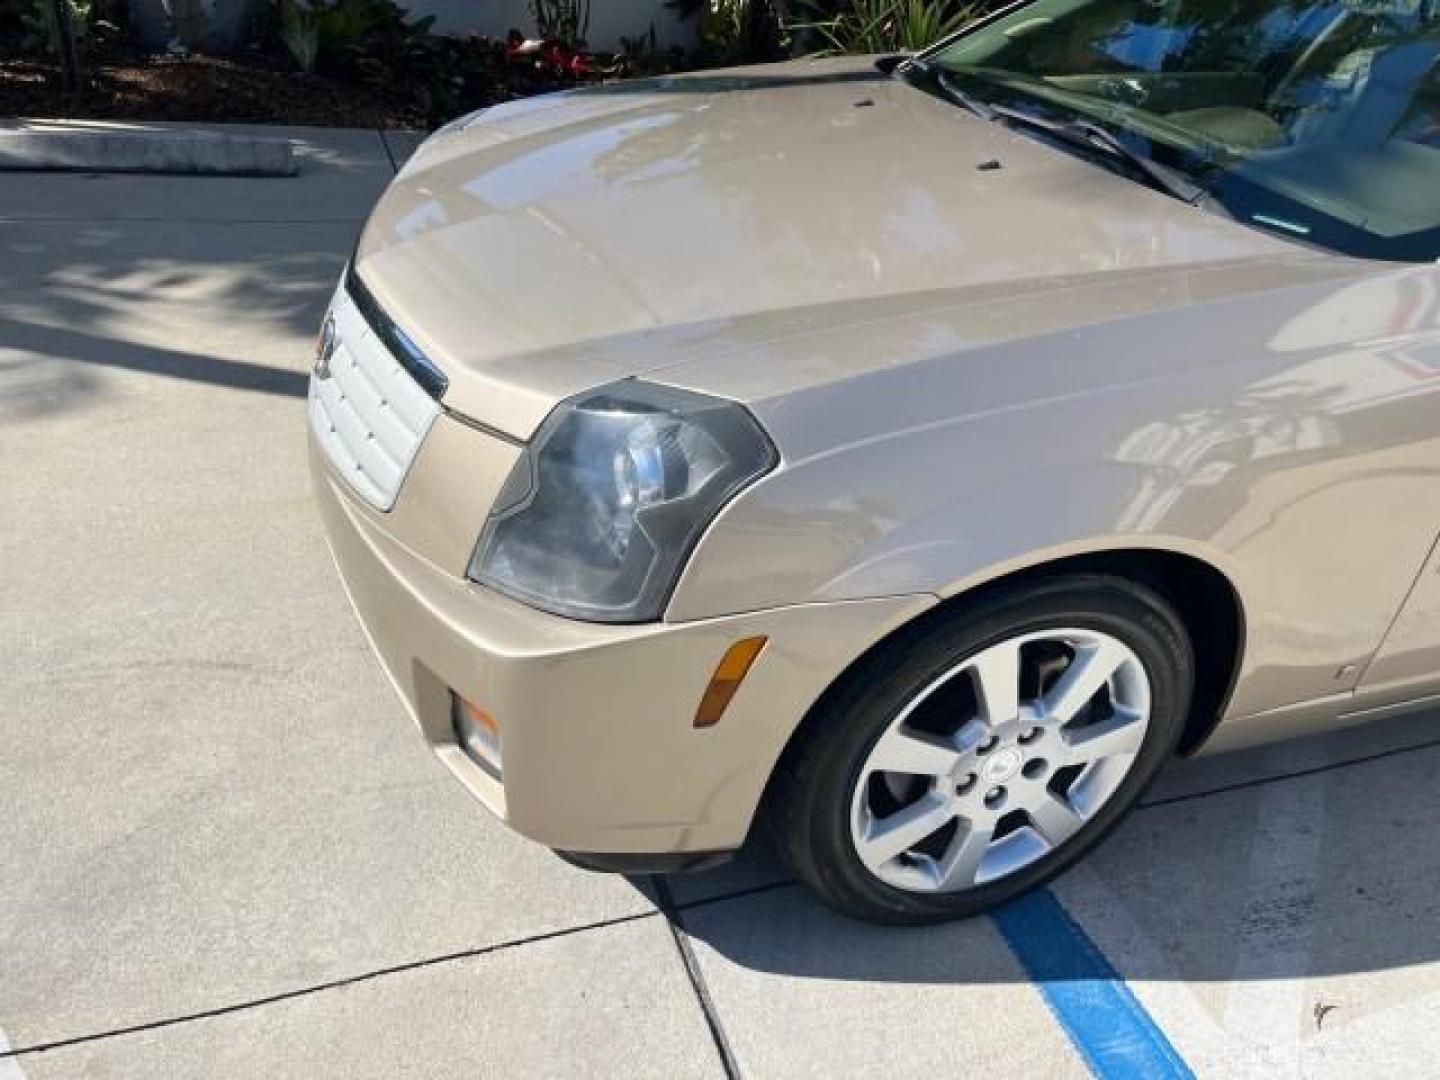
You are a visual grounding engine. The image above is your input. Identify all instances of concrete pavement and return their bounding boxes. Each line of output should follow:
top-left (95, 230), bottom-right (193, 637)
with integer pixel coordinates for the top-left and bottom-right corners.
top-left (5, 123), bottom-right (1440, 1079)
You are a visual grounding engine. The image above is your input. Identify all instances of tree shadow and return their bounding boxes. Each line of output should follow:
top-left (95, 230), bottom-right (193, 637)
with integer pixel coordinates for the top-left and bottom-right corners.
top-left (1, 322), bottom-right (308, 419)
top-left (0, 223), bottom-right (347, 419)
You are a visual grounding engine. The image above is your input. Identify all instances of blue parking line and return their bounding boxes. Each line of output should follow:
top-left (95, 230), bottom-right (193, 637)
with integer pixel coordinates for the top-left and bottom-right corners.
top-left (993, 888), bottom-right (1194, 1079)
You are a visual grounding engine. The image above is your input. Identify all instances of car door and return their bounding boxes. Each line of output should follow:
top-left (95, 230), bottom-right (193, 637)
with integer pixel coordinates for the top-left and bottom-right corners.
top-left (1358, 535), bottom-right (1440, 706)
top-left (1353, 271), bottom-right (1440, 708)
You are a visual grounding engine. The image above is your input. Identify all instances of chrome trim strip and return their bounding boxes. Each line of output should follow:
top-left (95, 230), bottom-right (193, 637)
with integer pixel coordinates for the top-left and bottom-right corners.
top-left (346, 263), bottom-right (449, 400)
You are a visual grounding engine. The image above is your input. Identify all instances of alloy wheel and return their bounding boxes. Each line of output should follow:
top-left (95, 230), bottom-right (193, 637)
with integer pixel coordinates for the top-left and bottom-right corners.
top-left (848, 627), bottom-right (1151, 894)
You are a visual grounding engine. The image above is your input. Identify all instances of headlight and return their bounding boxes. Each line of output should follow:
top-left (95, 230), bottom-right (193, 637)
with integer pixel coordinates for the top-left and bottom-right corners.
top-left (470, 381), bottom-right (777, 623)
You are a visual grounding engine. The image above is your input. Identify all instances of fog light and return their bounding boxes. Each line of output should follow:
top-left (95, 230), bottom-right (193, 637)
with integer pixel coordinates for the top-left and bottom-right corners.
top-left (453, 694), bottom-right (502, 780)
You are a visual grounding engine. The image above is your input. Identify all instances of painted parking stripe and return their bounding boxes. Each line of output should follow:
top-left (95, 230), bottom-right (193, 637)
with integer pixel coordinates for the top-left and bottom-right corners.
top-left (993, 887), bottom-right (1195, 1079)
top-left (1051, 864), bottom-right (1220, 1056)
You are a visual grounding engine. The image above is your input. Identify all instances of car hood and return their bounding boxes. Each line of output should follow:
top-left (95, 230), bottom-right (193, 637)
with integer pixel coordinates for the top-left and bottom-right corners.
top-left (355, 56), bottom-right (1303, 438)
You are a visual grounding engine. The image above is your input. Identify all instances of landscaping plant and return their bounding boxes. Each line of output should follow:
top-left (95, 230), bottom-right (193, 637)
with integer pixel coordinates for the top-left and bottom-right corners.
top-left (277, 0), bottom-right (441, 78)
top-left (279, 0), bottom-right (320, 70)
top-left (19, 0), bottom-right (90, 55)
top-left (531, 0), bottom-right (589, 45)
top-left (790, 0), bottom-right (980, 54)
top-left (667, 0), bottom-right (786, 61)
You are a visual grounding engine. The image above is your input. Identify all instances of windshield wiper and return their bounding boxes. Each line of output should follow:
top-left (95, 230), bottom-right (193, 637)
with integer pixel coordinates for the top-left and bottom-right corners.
top-left (899, 56), bottom-right (998, 122)
top-left (985, 102), bottom-right (1206, 204)
top-left (935, 69), bottom-right (999, 122)
top-left (903, 60), bottom-right (1208, 205)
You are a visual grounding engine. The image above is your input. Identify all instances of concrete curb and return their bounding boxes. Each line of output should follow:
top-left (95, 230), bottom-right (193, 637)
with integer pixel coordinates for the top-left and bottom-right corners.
top-left (0, 128), bottom-right (297, 176)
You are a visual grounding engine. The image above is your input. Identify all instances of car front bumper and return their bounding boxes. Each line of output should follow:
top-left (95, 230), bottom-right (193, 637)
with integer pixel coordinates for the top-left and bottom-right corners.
top-left (311, 433), bottom-right (932, 858)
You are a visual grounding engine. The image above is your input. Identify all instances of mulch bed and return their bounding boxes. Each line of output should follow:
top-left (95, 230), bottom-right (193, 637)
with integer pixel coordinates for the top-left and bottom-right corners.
top-left (0, 52), bottom-right (435, 128)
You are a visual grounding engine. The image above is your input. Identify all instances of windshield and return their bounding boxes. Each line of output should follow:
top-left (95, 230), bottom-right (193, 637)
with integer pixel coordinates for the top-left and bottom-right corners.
top-left (925, 0), bottom-right (1440, 261)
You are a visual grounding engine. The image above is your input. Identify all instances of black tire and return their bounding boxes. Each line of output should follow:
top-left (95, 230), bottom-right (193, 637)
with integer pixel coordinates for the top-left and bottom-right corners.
top-left (769, 573), bottom-right (1194, 925)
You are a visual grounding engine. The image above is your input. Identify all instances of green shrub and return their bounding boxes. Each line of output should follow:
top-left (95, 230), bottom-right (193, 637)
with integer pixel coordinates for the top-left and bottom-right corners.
top-left (666, 0), bottom-right (785, 61)
top-left (279, 0), bottom-right (435, 75)
top-left (531, 0), bottom-right (589, 44)
top-left (790, 0), bottom-right (979, 54)
top-left (280, 0), bottom-right (319, 70)
top-left (17, 0), bottom-right (92, 56)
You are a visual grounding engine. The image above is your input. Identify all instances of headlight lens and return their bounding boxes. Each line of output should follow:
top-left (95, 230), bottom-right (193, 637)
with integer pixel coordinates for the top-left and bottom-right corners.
top-left (470, 381), bottom-right (777, 622)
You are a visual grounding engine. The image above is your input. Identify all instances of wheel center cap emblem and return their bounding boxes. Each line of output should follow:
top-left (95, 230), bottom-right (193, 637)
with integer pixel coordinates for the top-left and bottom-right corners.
top-left (981, 748), bottom-right (1023, 784)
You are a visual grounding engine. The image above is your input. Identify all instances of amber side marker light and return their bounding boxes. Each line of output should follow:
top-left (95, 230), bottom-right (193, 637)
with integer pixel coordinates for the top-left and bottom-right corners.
top-left (694, 636), bottom-right (768, 729)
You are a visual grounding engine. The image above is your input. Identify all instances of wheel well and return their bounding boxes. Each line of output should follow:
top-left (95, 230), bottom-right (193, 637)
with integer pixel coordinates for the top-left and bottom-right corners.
top-left (767, 549), bottom-right (1243, 813)
top-left (988, 550), bottom-right (1245, 754)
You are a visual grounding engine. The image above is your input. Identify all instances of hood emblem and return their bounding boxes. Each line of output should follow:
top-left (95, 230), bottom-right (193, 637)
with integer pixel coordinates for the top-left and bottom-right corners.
top-left (314, 317), bottom-right (338, 380)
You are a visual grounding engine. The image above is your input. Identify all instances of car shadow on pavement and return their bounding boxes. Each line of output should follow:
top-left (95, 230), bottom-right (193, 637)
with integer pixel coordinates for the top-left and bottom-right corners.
top-left (654, 708), bottom-right (1440, 987)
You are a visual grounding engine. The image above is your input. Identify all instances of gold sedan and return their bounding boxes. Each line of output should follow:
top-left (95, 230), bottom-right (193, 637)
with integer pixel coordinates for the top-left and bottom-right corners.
top-left (311, 0), bottom-right (1440, 923)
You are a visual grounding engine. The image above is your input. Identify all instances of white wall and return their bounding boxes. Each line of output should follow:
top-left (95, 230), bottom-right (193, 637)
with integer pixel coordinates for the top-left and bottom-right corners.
top-left (407, 0), bottom-right (697, 50)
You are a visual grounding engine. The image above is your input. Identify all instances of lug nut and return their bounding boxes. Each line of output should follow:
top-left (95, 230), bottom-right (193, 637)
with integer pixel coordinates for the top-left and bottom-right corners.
top-left (1022, 758), bottom-right (1049, 780)
top-left (977, 735), bottom-right (999, 755)
top-left (984, 786), bottom-right (1006, 808)
top-left (955, 772), bottom-right (977, 795)
top-left (1018, 726), bottom-right (1042, 745)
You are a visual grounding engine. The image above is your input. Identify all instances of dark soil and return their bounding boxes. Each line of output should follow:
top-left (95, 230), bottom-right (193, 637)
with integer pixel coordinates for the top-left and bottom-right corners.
top-left (0, 52), bottom-right (433, 128)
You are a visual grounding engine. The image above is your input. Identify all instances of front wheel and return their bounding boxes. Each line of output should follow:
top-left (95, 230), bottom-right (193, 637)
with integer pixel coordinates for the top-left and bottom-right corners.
top-left (770, 574), bottom-right (1194, 925)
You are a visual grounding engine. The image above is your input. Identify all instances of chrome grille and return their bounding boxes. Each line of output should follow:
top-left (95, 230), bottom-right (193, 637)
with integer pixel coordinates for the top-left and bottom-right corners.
top-left (308, 286), bottom-right (441, 511)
